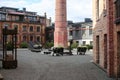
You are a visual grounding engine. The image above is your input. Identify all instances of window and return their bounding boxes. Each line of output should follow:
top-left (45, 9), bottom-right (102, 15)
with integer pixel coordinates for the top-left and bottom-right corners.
top-left (89, 26), bottom-right (92, 35)
top-left (90, 41), bottom-right (93, 45)
top-left (14, 24), bottom-right (18, 32)
top-left (28, 16), bottom-right (32, 21)
top-left (3, 23), bottom-right (9, 28)
top-left (30, 36), bottom-right (33, 41)
top-left (69, 31), bottom-right (73, 36)
top-left (40, 19), bottom-right (45, 23)
top-left (115, 0), bottom-right (120, 24)
top-left (0, 14), bottom-right (6, 20)
top-left (8, 15), bottom-right (11, 21)
top-left (96, 0), bottom-right (99, 20)
top-left (14, 25), bottom-right (18, 29)
top-left (27, 16), bottom-right (37, 22)
top-left (115, 0), bottom-right (120, 18)
top-left (16, 16), bottom-right (19, 21)
top-left (81, 29), bottom-right (85, 36)
top-left (11, 15), bottom-right (20, 21)
top-left (36, 36), bottom-right (40, 42)
top-left (23, 36), bottom-right (27, 41)
top-left (103, 0), bottom-right (106, 9)
top-left (30, 26), bottom-right (33, 32)
top-left (89, 29), bottom-right (92, 35)
top-left (37, 26), bottom-right (40, 32)
top-left (75, 30), bottom-right (79, 37)
top-left (83, 41), bottom-right (86, 46)
top-left (33, 17), bottom-right (37, 21)
top-left (22, 26), bottom-right (27, 31)
top-left (12, 16), bottom-right (16, 21)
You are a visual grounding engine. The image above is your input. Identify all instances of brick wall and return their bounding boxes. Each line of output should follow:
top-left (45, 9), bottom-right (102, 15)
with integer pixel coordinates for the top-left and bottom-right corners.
top-left (93, 0), bottom-right (116, 77)
top-left (93, 0), bottom-right (120, 77)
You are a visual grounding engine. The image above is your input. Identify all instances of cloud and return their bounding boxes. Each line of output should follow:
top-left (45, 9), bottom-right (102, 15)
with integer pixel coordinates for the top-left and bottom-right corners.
top-left (0, 0), bottom-right (92, 22)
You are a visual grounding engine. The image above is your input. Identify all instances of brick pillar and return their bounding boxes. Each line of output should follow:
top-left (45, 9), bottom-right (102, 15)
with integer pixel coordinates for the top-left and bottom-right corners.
top-left (107, 0), bottom-right (115, 77)
top-left (54, 0), bottom-right (68, 48)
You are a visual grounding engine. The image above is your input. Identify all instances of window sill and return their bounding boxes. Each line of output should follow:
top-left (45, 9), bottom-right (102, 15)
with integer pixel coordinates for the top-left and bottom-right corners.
top-left (114, 17), bottom-right (120, 25)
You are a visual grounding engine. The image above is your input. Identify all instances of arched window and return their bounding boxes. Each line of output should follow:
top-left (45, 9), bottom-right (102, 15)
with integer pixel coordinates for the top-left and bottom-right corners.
top-left (30, 36), bottom-right (33, 41)
top-left (14, 25), bottom-right (18, 29)
top-left (30, 26), bottom-right (33, 32)
top-left (37, 36), bottom-right (40, 42)
top-left (3, 23), bottom-right (9, 28)
top-left (37, 26), bottom-right (40, 32)
top-left (22, 25), bottom-right (27, 31)
top-left (23, 36), bottom-right (27, 41)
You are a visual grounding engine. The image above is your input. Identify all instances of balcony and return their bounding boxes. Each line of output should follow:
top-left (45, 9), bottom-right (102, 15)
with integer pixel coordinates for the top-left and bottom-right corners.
top-left (0, 19), bottom-right (41, 24)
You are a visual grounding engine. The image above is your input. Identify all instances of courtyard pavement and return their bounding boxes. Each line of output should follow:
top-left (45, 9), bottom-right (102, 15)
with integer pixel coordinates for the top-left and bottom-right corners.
top-left (0, 49), bottom-right (115, 80)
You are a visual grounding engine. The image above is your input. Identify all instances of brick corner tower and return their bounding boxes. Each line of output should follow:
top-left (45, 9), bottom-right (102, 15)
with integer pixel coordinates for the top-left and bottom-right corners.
top-left (54, 0), bottom-right (68, 48)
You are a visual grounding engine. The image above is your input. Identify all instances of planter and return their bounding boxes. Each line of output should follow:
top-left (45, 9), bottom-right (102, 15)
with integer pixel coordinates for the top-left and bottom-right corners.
top-left (2, 60), bottom-right (17, 69)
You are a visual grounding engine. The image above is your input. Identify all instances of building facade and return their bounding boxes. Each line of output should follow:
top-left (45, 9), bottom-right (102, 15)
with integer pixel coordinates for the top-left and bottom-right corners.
top-left (67, 18), bottom-right (93, 46)
top-left (46, 18), bottom-right (93, 47)
top-left (0, 7), bottom-right (50, 47)
top-left (46, 23), bottom-right (54, 42)
top-left (93, 0), bottom-right (120, 77)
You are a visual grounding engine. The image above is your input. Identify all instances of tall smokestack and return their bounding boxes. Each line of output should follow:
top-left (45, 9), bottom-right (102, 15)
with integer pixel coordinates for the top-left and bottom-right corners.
top-left (54, 0), bottom-right (67, 48)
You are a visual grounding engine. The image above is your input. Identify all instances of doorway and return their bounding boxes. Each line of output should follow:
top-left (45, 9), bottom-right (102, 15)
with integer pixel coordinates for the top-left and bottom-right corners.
top-left (96, 36), bottom-right (100, 64)
top-left (117, 32), bottom-right (120, 76)
top-left (104, 34), bottom-right (107, 69)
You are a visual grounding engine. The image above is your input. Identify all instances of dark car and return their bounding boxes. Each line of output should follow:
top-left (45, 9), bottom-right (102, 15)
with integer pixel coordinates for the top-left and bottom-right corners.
top-left (31, 44), bottom-right (42, 52)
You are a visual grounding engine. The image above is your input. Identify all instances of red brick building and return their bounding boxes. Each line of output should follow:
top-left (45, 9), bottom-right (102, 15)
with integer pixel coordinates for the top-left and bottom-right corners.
top-left (93, 0), bottom-right (120, 78)
top-left (0, 7), bottom-right (50, 47)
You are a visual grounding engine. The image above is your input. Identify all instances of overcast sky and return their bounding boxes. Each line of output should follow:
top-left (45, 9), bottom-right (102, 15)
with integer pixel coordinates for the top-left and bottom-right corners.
top-left (0, 0), bottom-right (92, 22)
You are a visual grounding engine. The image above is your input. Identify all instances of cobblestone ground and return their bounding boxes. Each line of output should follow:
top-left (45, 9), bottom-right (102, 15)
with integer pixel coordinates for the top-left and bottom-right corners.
top-left (0, 49), bottom-right (115, 80)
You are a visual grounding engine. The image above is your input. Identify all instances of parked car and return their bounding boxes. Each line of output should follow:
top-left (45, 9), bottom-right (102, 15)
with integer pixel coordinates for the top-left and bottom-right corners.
top-left (31, 44), bottom-right (42, 52)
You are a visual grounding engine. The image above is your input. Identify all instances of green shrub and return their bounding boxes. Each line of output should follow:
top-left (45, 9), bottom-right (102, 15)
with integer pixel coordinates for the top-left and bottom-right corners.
top-left (88, 45), bottom-right (93, 49)
top-left (85, 44), bottom-right (93, 50)
top-left (20, 42), bottom-right (28, 48)
top-left (49, 42), bottom-right (54, 47)
top-left (77, 46), bottom-right (87, 52)
top-left (44, 42), bottom-right (54, 48)
top-left (6, 42), bottom-right (13, 50)
top-left (71, 42), bottom-right (79, 49)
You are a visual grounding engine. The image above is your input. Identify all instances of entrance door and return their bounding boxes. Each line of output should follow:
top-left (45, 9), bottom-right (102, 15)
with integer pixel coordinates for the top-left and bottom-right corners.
top-left (96, 36), bottom-right (100, 63)
top-left (117, 32), bottom-right (120, 76)
top-left (104, 34), bottom-right (107, 69)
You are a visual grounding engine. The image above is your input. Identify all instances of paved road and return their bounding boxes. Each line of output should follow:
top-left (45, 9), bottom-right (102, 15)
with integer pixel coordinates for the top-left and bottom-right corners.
top-left (0, 49), bottom-right (114, 80)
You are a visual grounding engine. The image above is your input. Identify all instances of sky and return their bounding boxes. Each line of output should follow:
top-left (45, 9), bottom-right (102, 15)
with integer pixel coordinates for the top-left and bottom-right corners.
top-left (0, 0), bottom-right (92, 22)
